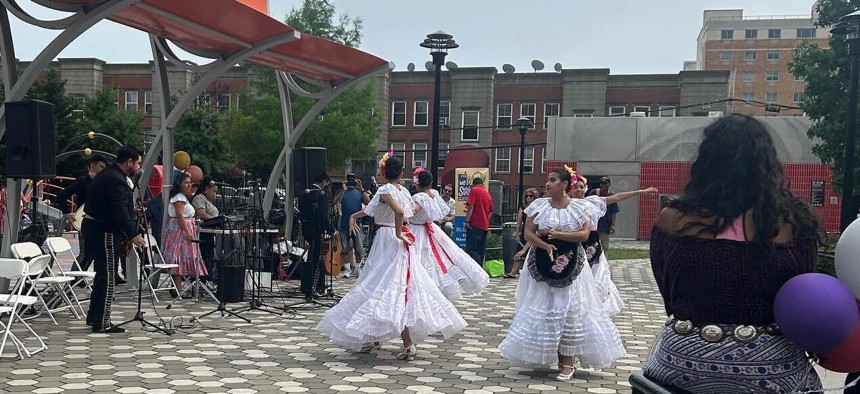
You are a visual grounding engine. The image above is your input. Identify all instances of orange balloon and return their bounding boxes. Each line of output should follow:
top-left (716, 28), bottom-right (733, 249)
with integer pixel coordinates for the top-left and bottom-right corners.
top-left (186, 165), bottom-right (203, 183)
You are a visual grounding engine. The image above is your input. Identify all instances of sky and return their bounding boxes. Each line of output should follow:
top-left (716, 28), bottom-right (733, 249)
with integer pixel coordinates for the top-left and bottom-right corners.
top-left (9, 0), bottom-right (819, 74)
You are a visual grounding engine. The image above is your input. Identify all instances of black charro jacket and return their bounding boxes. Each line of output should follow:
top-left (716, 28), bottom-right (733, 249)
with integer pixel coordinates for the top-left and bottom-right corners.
top-left (83, 163), bottom-right (136, 239)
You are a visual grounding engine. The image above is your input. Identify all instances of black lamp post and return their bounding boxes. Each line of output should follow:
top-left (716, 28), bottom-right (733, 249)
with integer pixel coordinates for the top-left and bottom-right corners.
top-left (517, 116), bottom-right (532, 210)
top-left (832, 11), bottom-right (860, 232)
top-left (420, 31), bottom-right (458, 186)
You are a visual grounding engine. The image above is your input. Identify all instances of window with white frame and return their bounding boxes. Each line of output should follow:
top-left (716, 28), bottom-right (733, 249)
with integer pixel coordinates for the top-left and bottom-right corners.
top-left (438, 143), bottom-right (449, 169)
top-left (219, 93), bottom-right (231, 113)
top-left (608, 106), bottom-right (625, 117)
top-left (793, 92), bottom-right (806, 103)
top-left (767, 51), bottom-right (780, 60)
top-left (765, 92), bottom-right (778, 103)
top-left (497, 103), bottom-right (512, 129)
top-left (144, 90), bottom-right (152, 115)
top-left (633, 105), bottom-right (651, 116)
top-left (743, 72), bottom-right (756, 82)
top-left (658, 106), bottom-right (676, 117)
top-left (766, 71), bottom-right (779, 81)
top-left (495, 147), bottom-right (511, 173)
top-left (390, 142), bottom-right (406, 163)
top-left (544, 103), bottom-right (560, 127)
top-left (414, 101), bottom-right (428, 127)
top-left (744, 51), bottom-right (757, 61)
top-left (741, 92), bottom-right (755, 101)
top-left (521, 146), bottom-right (535, 173)
top-left (520, 103), bottom-right (536, 128)
top-left (719, 51), bottom-right (732, 61)
top-left (795, 74), bottom-right (805, 82)
top-left (461, 111), bottom-right (479, 141)
top-left (391, 101), bottom-right (406, 126)
top-left (412, 142), bottom-right (427, 167)
top-left (439, 101), bottom-right (450, 127)
top-left (124, 90), bottom-right (138, 111)
top-left (541, 147), bottom-right (547, 173)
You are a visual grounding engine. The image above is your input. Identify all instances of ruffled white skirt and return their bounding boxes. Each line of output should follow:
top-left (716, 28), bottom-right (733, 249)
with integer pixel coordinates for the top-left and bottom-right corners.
top-left (590, 251), bottom-right (625, 316)
top-left (407, 221), bottom-right (490, 301)
top-left (316, 227), bottom-right (467, 351)
top-left (498, 252), bottom-right (626, 368)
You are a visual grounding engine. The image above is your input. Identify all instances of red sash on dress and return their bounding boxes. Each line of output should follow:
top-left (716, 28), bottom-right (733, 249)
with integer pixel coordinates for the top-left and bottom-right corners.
top-left (424, 222), bottom-right (454, 274)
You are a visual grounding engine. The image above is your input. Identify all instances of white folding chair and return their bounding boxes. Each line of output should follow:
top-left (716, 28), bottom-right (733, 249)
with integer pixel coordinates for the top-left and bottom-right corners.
top-left (45, 237), bottom-right (95, 292)
top-left (12, 244), bottom-right (83, 325)
top-left (0, 258), bottom-right (46, 358)
top-left (136, 234), bottom-right (180, 302)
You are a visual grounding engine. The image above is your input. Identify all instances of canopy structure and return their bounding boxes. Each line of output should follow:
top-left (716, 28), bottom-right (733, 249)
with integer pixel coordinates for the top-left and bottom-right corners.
top-left (1, 0), bottom-right (390, 272)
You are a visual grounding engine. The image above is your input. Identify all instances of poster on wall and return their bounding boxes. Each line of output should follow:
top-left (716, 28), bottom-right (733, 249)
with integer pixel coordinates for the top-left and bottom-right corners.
top-left (453, 167), bottom-right (490, 248)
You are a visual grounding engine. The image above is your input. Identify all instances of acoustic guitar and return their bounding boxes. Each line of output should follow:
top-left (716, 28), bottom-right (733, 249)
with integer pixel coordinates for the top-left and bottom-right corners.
top-left (323, 232), bottom-right (343, 276)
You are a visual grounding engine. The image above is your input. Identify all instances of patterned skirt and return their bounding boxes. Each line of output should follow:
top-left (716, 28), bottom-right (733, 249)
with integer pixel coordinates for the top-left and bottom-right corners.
top-left (162, 217), bottom-right (207, 277)
top-left (642, 327), bottom-right (821, 393)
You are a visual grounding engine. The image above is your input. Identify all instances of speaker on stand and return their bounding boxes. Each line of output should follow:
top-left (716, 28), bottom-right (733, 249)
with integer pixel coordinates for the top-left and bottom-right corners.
top-left (5, 100), bottom-right (56, 179)
top-left (292, 147), bottom-right (328, 192)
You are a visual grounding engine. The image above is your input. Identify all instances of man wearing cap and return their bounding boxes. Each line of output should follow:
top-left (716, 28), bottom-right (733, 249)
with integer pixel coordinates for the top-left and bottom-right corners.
top-left (587, 177), bottom-right (620, 250)
top-left (333, 173), bottom-right (369, 278)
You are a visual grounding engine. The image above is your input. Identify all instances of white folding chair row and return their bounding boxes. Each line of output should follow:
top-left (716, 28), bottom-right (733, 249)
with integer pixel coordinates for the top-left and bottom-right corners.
top-left (11, 242), bottom-right (84, 325)
top-left (135, 234), bottom-right (180, 302)
top-left (45, 237), bottom-right (95, 293)
top-left (0, 258), bottom-right (47, 359)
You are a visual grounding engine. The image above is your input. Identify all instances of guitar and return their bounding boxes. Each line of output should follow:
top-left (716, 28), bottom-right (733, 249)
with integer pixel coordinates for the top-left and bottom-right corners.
top-left (72, 204), bottom-right (85, 231)
top-left (323, 232), bottom-right (343, 276)
top-left (120, 199), bottom-right (146, 257)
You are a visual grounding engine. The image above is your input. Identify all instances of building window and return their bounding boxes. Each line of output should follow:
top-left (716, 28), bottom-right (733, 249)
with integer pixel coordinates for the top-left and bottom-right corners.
top-left (765, 92), bottom-right (778, 103)
top-left (573, 113), bottom-right (593, 117)
top-left (521, 146), bottom-right (534, 173)
top-left (633, 105), bottom-right (650, 116)
top-left (744, 51), bottom-right (757, 61)
top-left (544, 103), bottom-right (560, 127)
top-left (741, 92), bottom-right (755, 101)
top-left (658, 106), bottom-right (676, 117)
top-left (767, 51), bottom-right (780, 60)
top-left (144, 90), bottom-right (152, 115)
top-left (495, 147), bottom-right (511, 173)
top-left (797, 28), bottom-right (816, 38)
top-left (124, 90), bottom-right (139, 111)
top-left (793, 92), bottom-right (807, 103)
top-left (608, 106), bottom-right (625, 117)
top-left (391, 101), bottom-right (406, 126)
top-left (462, 111), bottom-right (479, 141)
top-left (390, 142), bottom-right (406, 163)
top-left (745, 29), bottom-right (758, 39)
top-left (743, 72), bottom-right (756, 82)
top-left (768, 28), bottom-right (781, 38)
top-left (795, 74), bottom-right (805, 82)
top-left (766, 72), bottom-right (779, 82)
top-left (497, 103), bottom-right (512, 130)
top-left (218, 93), bottom-right (231, 113)
top-left (413, 101), bottom-right (429, 127)
top-left (439, 101), bottom-right (450, 127)
top-left (438, 143), bottom-right (449, 169)
top-left (721, 30), bottom-right (734, 39)
top-left (520, 103), bottom-right (536, 129)
top-left (412, 142), bottom-right (427, 168)
top-left (719, 51), bottom-right (732, 61)
top-left (541, 147), bottom-right (547, 173)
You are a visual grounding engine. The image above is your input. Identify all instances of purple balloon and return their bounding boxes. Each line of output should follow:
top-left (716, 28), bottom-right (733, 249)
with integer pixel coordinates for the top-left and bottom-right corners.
top-left (774, 273), bottom-right (859, 353)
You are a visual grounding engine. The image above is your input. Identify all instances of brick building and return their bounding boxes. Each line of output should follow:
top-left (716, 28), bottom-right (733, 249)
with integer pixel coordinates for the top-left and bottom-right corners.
top-left (693, 6), bottom-right (829, 116)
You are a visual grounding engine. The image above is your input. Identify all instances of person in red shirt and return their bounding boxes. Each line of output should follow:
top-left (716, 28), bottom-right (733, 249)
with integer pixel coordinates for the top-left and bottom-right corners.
top-left (464, 176), bottom-right (494, 264)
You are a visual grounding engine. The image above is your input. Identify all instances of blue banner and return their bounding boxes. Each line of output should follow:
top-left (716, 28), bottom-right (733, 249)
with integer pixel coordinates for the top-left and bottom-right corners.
top-left (453, 216), bottom-right (467, 248)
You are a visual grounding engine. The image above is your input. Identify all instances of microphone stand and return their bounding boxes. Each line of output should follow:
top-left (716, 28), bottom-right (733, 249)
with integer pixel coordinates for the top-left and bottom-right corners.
top-left (116, 186), bottom-right (173, 335)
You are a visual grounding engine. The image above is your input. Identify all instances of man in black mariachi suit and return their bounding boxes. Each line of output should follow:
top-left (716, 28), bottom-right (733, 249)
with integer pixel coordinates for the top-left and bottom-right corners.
top-left (83, 146), bottom-right (146, 333)
top-left (298, 172), bottom-right (335, 301)
top-left (57, 154), bottom-right (108, 273)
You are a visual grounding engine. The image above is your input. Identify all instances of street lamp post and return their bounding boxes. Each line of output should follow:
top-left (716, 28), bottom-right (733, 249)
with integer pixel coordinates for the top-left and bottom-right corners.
top-left (832, 11), bottom-right (860, 232)
top-left (517, 116), bottom-right (532, 211)
top-left (420, 31), bottom-right (458, 186)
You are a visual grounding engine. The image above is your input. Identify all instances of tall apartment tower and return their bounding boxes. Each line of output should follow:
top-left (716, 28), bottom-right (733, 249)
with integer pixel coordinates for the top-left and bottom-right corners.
top-left (694, 6), bottom-right (829, 115)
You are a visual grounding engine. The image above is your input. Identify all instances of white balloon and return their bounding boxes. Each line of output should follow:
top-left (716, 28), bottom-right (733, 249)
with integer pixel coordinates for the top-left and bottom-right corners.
top-left (835, 219), bottom-right (860, 299)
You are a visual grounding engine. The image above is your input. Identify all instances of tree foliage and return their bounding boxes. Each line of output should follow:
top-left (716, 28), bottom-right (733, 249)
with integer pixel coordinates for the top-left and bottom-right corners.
top-left (174, 104), bottom-right (233, 177)
top-left (66, 87), bottom-right (145, 172)
top-left (223, 0), bottom-right (382, 177)
top-left (791, 0), bottom-right (860, 193)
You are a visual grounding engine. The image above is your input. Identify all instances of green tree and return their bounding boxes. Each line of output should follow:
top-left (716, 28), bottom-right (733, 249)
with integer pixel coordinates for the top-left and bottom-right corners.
top-left (791, 0), bottom-right (860, 193)
top-left (174, 104), bottom-right (232, 176)
top-left (224, 0), bottom-right (382, 176)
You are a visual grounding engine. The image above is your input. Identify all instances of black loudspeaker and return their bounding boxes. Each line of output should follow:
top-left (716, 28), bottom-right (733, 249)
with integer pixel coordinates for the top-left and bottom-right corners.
top-left (5, 100), bottom-right (56, 179)
top-left (292, 147), bottom-right (327, 192)
top-left (217, 265), bottom-right (245, 303)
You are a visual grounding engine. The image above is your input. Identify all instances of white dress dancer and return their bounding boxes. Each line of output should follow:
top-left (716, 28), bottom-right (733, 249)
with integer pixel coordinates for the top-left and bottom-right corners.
top-left (581, 195), bottom-right (626, 317)
top-left (407, 189), bottom-right (489, 301)
top-left (499, 196), bottom-right (626, 372)
top-left (316, 182), bottom-right (467, 357)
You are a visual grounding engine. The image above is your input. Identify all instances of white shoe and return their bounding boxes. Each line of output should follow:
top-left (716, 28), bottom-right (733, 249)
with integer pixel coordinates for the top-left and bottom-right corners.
top-left (340, 269), bottom-right (351, 279)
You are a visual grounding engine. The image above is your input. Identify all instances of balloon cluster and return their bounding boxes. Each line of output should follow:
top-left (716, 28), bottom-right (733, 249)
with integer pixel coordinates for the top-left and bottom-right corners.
top-left (774, 221), bottom-right (860, 373)
top-left (173, 151), bottom-right (203, 183)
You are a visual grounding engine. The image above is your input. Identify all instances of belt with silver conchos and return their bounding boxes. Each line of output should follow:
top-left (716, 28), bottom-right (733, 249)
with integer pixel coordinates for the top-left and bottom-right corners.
top-left (665, 315), bottom-right (781, 343)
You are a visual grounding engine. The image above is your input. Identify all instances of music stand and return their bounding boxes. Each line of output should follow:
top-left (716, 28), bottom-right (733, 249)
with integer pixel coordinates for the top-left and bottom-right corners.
top-left (194, 217), bottom-right (250, 323)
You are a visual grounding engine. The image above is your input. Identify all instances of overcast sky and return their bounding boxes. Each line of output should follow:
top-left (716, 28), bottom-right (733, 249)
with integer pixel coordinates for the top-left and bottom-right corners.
top-left (10, 0), bottom-right (819, 74)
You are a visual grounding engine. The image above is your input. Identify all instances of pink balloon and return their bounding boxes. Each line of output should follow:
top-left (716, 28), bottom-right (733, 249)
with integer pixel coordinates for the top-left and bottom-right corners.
top-left (186, 165), bottom-right (203, 183)
top-left (817, 305), bottom-right (860, 373)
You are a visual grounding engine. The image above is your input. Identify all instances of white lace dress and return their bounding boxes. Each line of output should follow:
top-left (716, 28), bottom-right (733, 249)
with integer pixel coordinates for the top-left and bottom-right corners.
top-left (407, 190), bottom-right (490, 301)
top-left (316, 183), bottom-right (467, 351)
top-left (498, 197), bottom-right (627, 368)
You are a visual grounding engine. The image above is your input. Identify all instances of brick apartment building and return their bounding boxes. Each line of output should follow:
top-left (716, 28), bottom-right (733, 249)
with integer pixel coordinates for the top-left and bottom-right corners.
top-left (692, 6), bottom-right (829, 116)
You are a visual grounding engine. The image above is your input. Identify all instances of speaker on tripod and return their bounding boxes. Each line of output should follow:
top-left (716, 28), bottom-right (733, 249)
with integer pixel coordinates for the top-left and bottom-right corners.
top-left (293, 147), bottom-right (327, 192)
top-left (5, 100), bottom-right (56, 179)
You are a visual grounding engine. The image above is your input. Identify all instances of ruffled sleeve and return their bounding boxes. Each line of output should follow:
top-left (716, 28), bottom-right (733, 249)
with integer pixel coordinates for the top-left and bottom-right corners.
top-left (362, 183), bottom-right (390, 216)
top-left (396, 187), bottom-right (415, 219)
top-left (430, 189), bottom-right (451, 216)
top-left (523, 197), bottom-right (550, 218)
top-left (580, 195), bottom-right (607, 227)
top-left (414, 192), bottom-right (444, 221)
